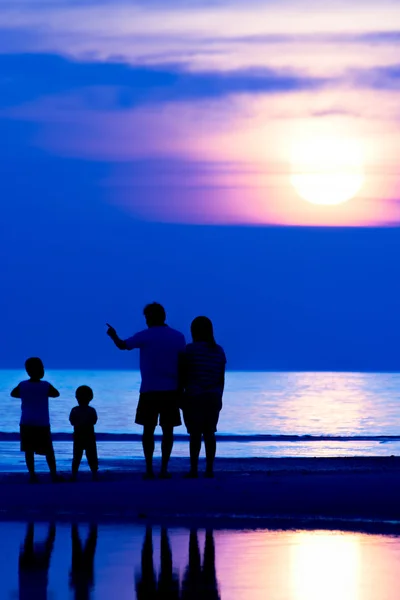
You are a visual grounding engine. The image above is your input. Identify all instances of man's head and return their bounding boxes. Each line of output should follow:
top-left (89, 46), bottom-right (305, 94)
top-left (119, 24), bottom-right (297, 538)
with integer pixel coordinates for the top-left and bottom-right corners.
top-left (25, 357), bottom-right (45, 380)
top-left (143, 302), bottom-right (166, 327)
top-left (75, 385), bottom-right (94, 406)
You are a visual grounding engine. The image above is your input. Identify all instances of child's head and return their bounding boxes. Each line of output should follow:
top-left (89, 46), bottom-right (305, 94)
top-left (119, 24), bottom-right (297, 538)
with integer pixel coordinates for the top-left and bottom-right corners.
top-left (25, 357), bottom-right (45, 380)
top-left (75, 385), bottom-right (94, 406)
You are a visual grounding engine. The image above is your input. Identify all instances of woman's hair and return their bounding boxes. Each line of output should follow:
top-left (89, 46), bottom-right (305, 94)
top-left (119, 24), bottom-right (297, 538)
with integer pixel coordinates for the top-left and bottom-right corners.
top-left (191, 316), bottom-right (217, 347)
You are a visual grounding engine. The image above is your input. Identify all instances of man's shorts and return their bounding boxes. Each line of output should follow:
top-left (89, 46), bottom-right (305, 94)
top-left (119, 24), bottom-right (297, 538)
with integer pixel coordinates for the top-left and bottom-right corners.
top-left (20, 425), bottom-right (54, 455)
top-left (135, 391), bottom-right (182, 428)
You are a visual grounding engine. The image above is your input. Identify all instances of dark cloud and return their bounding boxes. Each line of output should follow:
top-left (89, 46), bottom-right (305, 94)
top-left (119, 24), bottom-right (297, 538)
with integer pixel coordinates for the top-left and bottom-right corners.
top-left (0, 52), bottom-right (327, 111)
top-left (354, 63), bottom-right (400, 89)
top-left (206, 30), bottom-right (400, 46)
top-left (358, 31), bottom-right (400, 44)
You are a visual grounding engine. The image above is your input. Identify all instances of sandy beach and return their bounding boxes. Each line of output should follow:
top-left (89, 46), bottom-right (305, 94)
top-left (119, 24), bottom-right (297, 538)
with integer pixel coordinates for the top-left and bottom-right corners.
top-left (1, 457), bottom-right (400, 528)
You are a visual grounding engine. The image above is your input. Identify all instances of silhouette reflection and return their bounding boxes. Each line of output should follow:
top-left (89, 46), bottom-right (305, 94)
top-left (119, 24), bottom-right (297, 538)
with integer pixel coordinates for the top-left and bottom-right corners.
top-left (181, 529), bottom-right (220, 600)
top-left (18, 523), bottom-right (56, 600)
top-left (135, 526), bottom-right (157, 600)
top-left (135, 526), bottom-right (180, 600)
top-left (17, 523), bottom-right (221, 600)
top-left (158, 527), bottom-right (180, 600)
top-left (69, 524), bottom-right (98, 600)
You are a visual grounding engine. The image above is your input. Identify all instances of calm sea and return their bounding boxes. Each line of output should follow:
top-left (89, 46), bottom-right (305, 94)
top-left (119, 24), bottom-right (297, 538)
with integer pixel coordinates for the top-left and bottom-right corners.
top-left (1, 370), bottom-right (400, 471)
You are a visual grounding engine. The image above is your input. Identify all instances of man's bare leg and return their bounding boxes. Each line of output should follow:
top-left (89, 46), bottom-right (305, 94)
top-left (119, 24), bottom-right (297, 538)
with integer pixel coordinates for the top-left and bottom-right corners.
top-left (142, 425), bottom-right (156, 479)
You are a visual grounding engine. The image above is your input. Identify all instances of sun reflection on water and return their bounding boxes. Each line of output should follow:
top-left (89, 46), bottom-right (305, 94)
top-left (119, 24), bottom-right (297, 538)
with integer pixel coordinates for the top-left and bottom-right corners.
top-left (290, 532), bottom-right (360, 600)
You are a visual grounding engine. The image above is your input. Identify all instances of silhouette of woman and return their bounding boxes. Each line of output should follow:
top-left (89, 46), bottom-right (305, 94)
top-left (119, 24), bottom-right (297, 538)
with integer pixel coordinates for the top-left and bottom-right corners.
top-left (180, 317), bottom-right (226, 477)
top-left (181, 529), bottom-right (220, 600)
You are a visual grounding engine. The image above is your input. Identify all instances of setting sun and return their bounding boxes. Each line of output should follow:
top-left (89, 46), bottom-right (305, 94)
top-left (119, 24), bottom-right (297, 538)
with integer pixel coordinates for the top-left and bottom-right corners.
top-left (290, 135), bottom-right (364, 206)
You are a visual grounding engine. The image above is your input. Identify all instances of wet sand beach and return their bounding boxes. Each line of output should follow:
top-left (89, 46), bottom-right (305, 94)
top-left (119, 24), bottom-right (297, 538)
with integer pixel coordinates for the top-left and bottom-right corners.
top-left (0, 457), bottom-right (399, 527)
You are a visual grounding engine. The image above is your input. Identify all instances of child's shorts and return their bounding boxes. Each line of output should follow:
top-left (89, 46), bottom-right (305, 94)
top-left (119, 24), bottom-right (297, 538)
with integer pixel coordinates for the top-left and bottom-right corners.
top-left (20, 425), bottom-right (54, 456)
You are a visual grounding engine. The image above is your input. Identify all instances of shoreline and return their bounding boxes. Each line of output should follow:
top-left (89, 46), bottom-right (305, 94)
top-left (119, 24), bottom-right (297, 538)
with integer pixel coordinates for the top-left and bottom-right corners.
top-left (0, 457), bottom-right (399, 527)
top-left (1, 432), bottom-right (400, 442)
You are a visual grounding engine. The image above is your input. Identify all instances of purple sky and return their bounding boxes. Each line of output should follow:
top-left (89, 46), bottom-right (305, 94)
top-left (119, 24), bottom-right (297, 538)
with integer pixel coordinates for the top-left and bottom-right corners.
top-left (1, 0), bottom-right (400, 225)
top-left (2, 1), bottom-right (400, 370)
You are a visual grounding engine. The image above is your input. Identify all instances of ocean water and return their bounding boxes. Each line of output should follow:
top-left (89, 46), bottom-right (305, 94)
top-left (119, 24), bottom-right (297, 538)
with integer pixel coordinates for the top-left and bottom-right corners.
top-left (1, 522), bottom-right (400, 600)
top-left (1, 370), bottom-right (400, 471)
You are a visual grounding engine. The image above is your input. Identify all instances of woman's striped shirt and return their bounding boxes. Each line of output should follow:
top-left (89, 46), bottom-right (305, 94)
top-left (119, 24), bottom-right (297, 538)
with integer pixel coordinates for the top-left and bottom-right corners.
top-left (184, 341), bottom-right (226, 396)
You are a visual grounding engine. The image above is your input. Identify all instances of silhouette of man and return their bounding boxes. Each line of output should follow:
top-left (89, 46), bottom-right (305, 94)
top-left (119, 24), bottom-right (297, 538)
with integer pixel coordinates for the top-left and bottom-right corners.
top-left (69, 524), bottom-right (98, 600)
top-left (18, 523), bottom-right (56, 600)
top-left (181, 529), bottom-right (220, 600)
top-left (107, 303), bottom-right (185, 479)
top-left (158, 527), bottom-right (180, 600)
top-left (135, 526), bottom-right (179, 600)
top-left (135, 526), bottom-right (157, 600)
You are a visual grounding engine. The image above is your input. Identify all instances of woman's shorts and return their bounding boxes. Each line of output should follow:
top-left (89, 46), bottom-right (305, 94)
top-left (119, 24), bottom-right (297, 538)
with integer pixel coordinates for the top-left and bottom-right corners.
top-left (20, 425), bottom-right (54, 455)
top-left (182, 393), bottom-right (222, 435)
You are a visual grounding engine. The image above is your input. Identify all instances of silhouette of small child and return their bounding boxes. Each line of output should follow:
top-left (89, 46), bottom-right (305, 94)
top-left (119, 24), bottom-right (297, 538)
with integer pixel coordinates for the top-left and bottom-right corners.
top-left (69, 385), bottom-right (98, 481)
top-left (11, 357), bottom-right (60, 483)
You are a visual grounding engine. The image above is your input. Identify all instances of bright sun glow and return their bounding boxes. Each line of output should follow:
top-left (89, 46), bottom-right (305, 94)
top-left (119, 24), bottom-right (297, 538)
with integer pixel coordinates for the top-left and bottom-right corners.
top-left (290, 532), bottom-right (360, 600)
top-left (290, 135), bottom-right (364, 205)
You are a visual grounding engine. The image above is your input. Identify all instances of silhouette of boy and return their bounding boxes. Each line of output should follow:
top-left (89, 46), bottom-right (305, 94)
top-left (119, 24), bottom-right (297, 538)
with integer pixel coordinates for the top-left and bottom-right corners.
top-left (69, 385), bottom-right (98, 481)
top-left (18, 523), bottom-right (56, 600)
top-left (11, 357), bottom-right (60, 483)
top-left (69, 524), bottom-right (98, 600)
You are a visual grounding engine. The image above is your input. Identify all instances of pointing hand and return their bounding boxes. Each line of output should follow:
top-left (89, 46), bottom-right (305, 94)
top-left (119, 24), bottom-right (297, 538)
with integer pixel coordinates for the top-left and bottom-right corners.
top-left (106, 323), bottom-right (117, 338)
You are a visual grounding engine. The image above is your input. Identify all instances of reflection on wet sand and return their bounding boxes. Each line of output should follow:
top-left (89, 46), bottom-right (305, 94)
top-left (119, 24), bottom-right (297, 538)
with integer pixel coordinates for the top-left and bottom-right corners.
top-left (135, 526), bottom-right (180, 600)
top-left (18, 523), bottom-right (56, 600)
top-left (181, 529), bottom-right (220, 600)
top-left (14, 522), bottom-right (400, 600)
top-left (136, 526), bottom-right (220, 599)
top-left (16, 523), bottom-right (221, 600)
top-left (70, 524), bottom-right (98, 600)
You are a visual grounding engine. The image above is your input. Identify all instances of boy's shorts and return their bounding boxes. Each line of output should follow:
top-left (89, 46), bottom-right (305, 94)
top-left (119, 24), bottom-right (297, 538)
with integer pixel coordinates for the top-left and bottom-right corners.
top-left (20, 425), bottom-right (54, 456)
top-left (73, 430), bottom-right (96, 451)
top-left (73, 433), bottom-right (98, 471)
top-left (135, 391), bottom-right (182, 428)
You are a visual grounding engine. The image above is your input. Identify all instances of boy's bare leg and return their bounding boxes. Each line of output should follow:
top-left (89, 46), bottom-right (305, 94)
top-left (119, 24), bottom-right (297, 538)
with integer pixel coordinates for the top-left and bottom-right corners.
top-left (46, 446), bottom-right (58, 481)
top-left (72, 444), bottom-right (84, 481)
top-left (86, 440), bottom-right (99, 480)
top-left (24, 451), bottom-right (37, 482)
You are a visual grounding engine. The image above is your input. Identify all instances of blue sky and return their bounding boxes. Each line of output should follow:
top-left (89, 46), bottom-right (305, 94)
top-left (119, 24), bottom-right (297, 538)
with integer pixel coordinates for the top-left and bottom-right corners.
top-left (1, 0), bottom-right (400, 369)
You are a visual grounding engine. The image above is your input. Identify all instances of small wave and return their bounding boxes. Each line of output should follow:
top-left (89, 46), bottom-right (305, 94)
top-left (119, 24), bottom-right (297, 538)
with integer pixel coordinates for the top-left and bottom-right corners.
top-left (0, 432), bottom-right (399, 443)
